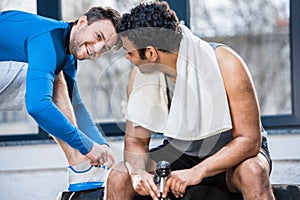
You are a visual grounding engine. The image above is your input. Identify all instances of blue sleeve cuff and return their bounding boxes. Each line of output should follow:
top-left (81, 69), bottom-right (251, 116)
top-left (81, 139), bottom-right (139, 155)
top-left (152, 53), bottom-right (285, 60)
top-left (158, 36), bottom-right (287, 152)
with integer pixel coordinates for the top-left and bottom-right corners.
top-left (70, 128), bottom-right (93, 155)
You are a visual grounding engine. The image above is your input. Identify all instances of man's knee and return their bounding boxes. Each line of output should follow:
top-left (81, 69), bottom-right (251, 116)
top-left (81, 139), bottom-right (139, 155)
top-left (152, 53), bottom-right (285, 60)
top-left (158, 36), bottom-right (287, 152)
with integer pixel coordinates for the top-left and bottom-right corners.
top-left (107, 162), bottom-right (131, 189)
top-left (105, 162), bottom-right (136, 200)
top-left (228, 155), bottom-right (275, 199)
top-left (243, 158), bottom-right (268, 179)
top-left (232, 155), bottom-right (271, 190)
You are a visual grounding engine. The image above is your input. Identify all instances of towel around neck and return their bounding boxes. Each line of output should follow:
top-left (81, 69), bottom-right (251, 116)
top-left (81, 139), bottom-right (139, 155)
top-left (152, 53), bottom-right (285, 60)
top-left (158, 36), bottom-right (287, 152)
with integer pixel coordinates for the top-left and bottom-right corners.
top-left (125, 25), bottom-right (232, 140)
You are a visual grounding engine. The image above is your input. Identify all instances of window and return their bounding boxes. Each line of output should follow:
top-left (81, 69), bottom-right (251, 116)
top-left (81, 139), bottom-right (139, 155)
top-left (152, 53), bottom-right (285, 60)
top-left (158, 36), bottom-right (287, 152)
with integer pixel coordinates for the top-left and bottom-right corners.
top-left (189, 0), bottom-right (300, 130)
top-left (0, 0), bottom-right (38, 139)
top-left (0, 0), bottom-right (36, 13)
top-left (190, 0), bottom-right (290, 116)
top-left (263, 0), bottom-right (300, 129)
top-left (67, 0), bottom-right (300, 133)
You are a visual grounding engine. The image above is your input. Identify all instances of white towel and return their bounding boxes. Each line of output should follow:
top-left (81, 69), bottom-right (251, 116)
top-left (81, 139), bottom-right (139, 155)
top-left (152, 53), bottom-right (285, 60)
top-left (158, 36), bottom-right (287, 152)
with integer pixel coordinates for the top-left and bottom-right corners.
top-left (126, 25), bottom-right (232, 140)
top-left (126, 69), bottom-right (169, 131)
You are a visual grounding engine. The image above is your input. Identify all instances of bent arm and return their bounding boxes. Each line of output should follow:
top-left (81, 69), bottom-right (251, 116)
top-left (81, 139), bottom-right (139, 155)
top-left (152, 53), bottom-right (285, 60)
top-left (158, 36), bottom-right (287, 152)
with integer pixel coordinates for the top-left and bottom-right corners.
top-left (25, 32), bottom-right (93, 155)
top-left (192, 46), bottom-right (262, 179)
top-left (124, 67), bottom-right (152, 173)
top-left (124, 68), bottom-right (161, 197)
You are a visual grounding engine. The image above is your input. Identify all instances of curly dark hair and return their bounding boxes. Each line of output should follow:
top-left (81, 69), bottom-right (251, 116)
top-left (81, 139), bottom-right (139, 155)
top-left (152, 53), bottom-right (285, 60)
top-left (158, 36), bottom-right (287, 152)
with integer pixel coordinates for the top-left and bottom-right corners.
top-left (116, 1), bottom-right (182, 59)
top-left (75, 6), bottom-right (121, 27)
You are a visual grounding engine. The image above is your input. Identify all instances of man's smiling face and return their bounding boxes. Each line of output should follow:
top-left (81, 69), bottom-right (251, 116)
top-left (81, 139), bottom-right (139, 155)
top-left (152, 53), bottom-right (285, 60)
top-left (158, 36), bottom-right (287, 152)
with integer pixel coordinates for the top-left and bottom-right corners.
top-left (70, 16), bottom-right (117, 60)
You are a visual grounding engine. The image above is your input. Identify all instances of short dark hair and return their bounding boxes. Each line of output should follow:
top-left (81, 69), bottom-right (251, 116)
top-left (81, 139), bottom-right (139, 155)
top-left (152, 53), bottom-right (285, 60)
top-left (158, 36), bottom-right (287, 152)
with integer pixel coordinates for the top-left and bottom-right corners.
top-left (116, 1), bottom-right (182, 59)
top-left (75, 6), bottom-right (121, 27)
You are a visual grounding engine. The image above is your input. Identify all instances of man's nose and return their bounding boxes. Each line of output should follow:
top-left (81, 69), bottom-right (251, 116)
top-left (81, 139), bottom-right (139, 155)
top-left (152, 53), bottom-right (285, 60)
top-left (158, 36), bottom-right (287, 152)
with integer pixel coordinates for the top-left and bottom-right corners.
top-left (94, 42), bottom-right (105, 53)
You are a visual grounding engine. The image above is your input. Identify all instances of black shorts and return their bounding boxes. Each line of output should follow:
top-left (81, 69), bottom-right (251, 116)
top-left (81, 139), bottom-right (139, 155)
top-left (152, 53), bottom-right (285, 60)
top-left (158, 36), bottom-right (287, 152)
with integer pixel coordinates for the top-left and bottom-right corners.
top-left (149, 138), bottom-right (272, 193)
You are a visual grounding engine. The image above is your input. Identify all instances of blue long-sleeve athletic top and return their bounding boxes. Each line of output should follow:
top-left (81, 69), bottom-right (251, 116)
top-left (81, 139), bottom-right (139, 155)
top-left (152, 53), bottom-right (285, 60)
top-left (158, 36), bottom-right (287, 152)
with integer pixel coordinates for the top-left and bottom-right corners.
top-left (0, 10), bottom-right (106, 154)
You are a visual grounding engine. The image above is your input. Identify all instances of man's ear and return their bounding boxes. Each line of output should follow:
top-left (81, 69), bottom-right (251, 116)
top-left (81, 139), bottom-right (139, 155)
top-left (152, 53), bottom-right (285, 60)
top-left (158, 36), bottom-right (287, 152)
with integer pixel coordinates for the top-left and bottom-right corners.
top-left (76, 15), bottom-right (88, 29)
top-left (145, 46), bottom-right (158, 62)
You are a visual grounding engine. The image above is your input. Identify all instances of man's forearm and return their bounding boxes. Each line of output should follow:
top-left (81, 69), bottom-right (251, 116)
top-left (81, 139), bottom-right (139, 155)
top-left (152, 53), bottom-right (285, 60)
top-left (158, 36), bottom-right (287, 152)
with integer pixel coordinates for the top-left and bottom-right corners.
top-left (124, 121), bottom-right (152, 174)
top-left (193, 135), bottom-right (260, 178)
top-left (124, 140), bottom-right (149, 174)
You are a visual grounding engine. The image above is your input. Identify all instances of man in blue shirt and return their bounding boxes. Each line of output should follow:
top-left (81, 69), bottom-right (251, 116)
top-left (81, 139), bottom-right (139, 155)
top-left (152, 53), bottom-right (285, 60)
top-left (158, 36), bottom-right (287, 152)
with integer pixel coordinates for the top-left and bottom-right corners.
top-left (0, 6), bottom-right (120, 192)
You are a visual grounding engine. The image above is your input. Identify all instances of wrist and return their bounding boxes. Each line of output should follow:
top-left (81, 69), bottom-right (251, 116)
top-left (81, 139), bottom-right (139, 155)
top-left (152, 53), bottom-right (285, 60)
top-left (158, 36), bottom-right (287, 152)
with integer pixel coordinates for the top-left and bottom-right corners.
top-left (78, 137), bottom-right (93, 155)
top-left (192, 164), bottom-right (207, 180)
top-left (125, 162), bottom-right (146, 176)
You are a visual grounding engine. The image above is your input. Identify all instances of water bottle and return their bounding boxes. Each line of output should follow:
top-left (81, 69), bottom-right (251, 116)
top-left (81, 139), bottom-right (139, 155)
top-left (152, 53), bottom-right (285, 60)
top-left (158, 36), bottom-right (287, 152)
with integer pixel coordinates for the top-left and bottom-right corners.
top-left (154, 160), bottom-right (171, 200)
